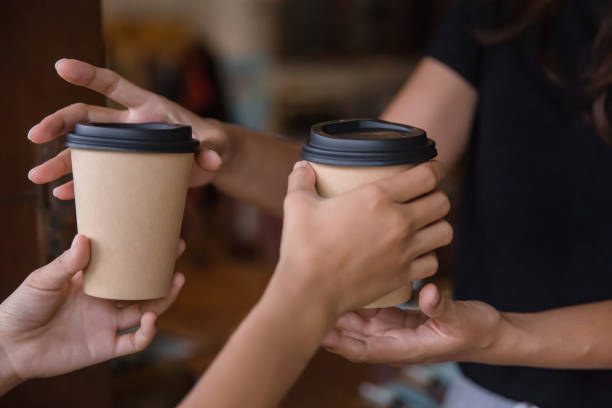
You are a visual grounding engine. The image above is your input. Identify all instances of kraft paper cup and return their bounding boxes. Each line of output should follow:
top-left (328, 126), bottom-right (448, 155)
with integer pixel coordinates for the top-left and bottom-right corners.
top-left (66, 123), bottom-right (199, 300)
top-left (301, 119), bottom-right (437, 308)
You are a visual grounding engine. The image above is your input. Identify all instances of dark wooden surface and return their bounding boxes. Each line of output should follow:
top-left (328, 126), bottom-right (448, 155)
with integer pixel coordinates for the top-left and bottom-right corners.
top-left (0, 1), bottom-right (111, 406)
top-left (112, 232), bottom-right (376, 407)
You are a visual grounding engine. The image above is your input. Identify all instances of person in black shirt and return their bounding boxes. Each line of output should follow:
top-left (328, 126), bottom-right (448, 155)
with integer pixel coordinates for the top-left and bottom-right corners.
top-left (323, 1), bottom-right (612, 407)
top-left (28, 0), bottom-right (612, 406)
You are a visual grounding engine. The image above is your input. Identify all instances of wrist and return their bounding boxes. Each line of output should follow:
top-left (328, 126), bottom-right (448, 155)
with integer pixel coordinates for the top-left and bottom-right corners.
top-left (0, 338), bottom-right (22, 395)
top-left (262, 262), bottom-right (337, 339)
top-left (468, 311), bottom-right (535, 365)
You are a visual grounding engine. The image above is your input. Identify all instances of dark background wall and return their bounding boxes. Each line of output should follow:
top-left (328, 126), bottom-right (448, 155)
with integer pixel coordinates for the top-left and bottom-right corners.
top-left (0, 1), bottom-right (110, 406)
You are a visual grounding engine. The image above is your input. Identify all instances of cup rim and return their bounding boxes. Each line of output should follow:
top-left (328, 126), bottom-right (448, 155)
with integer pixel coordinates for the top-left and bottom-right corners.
top-left (65, 122), bottom-right (199, 154)
top-left (301, 119), bottom-right (437, 167)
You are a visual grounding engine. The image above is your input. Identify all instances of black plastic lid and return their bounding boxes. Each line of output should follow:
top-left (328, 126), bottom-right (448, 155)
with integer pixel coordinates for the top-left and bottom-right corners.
top-left (65, 123), bottom-right (199, 153)
top-left (301, 119), bottom-right (437, 166)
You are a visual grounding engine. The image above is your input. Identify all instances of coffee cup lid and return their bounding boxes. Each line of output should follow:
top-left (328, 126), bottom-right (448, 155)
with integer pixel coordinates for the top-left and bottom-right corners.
top-left (301, 119), bottom-right (437, 166)
top-left (65, 123), bottom-right (199, 153)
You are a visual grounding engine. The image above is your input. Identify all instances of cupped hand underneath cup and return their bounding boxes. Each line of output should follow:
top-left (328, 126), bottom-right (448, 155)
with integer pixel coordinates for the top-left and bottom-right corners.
top-left (0, 235), bottom-right (186, 394)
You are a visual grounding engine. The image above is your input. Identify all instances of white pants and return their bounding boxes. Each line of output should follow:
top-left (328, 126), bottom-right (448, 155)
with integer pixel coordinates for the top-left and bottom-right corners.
top-left (442, 371), bottom-right (539, 408)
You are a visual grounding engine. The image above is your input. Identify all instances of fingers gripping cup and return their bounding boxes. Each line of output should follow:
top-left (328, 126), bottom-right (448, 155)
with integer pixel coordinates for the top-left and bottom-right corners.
top-left (301, 119), bottom-right (437, 308)
top-left (66, 123), bottom-right (199, 300)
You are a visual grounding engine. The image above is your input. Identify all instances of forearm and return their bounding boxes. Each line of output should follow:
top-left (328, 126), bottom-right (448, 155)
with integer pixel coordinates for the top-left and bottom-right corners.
top-left (179, 275), bottom-right (330, 408)
top-left (213, 123), bottom-right (301, 217)
top-left (476, 301), bottom-right (612, 369)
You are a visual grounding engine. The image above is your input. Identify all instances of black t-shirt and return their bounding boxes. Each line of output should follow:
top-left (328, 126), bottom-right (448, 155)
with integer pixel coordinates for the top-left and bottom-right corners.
top-left (427, 1), bottom-right (612, 407)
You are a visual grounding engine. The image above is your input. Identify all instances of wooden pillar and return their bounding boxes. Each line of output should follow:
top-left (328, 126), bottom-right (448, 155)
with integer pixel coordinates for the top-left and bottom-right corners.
top-left (0, 1), bottom-right (111, 406)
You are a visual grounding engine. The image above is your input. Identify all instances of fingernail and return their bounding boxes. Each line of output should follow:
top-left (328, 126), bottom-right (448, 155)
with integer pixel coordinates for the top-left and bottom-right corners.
top-left (27, 124), bottom-right (38, 140)
top-left (55, 59), bottom-right (64, 70)
top-left (71, 234), bottom-right (79, 248)
top-left (27, 166), bottom-right (39, 181)
top-left (430, 288), bottom-right (441, 308)
top-left (293, 161), bottom-right (307, 170)
top-left (208, 150), bottom-right (222, 167)
top-left (52, 187), bottom-right (59, 197)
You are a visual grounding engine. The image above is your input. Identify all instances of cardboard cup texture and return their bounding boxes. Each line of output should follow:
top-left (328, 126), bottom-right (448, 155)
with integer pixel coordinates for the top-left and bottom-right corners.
top-left (71, 148), bottom-right (193, 300)
top-left (308, 161), bottom-right (414, 309)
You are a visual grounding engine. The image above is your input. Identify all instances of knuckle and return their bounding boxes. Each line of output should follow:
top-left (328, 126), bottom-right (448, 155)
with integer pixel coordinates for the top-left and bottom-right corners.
top-left (439, 193), bottom-right (451, 215)
top-left (429, 161), bottom-right (446, 181)
top-left (365, 184), bottom-right (388, 207)
top-left (69, 102), bottom-right (87, 115)
top-left (60, 150), bottom-right (72, 171)
top-left (422, 255), bottom-right (439, 278)
top-left (149, 94), bottom-right (166, 107)
top-left (99, 68), bottom-right (120, 95)
top-left (402, 208), bottom-right (418, 234)
top-left (56, 251), bottom-right (67, 268)
top-left (403, 245), bottom-right (417, 263)
top-left (25, 269), bottom-right (41, 285)
top-left (399, 250), bottom-right (414, 268)
top-left (55, 249), bottom-right (75, 273)
top-left (420, 164), bottom-right (440, 191)
top-left (391, 211), bottom-right (411, 239)
top-left (289, 166), bottom-right (306, 180)
top-left (439, 221), bottom-right (454, 245)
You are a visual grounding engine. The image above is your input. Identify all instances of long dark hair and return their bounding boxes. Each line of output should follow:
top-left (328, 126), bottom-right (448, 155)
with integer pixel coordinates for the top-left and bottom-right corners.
top-left (474, 0), bottom-right (612, 142)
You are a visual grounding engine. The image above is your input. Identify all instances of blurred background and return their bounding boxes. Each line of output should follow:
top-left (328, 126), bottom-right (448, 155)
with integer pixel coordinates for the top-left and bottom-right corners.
top-left (2, 0), bottom-right (461, 406)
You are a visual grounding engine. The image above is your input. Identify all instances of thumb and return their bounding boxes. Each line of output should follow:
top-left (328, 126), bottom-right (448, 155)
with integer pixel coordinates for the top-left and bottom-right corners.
top-left (27, 235), bottom-right (90, 290)
top-left (419, 283), bottom-right (455, 323)
top-left (196, 148), bottom-right (222, 172)
top-left (287, 161), bottom-right (317, 195)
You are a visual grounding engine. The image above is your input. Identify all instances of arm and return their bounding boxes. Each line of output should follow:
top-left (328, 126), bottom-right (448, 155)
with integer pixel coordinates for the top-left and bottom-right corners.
top-left (324, 283), bottom-right (612, 370)
top-left (179, 161), bottom-right (453, 407)
top-left (381, 57), bottom-right (478, 172)
top-left (214, 56), bottom-right (479, 211)
top-left (213, 124), bottom-right (300, 216)
top-left (26, 59), bottom-right (298, 217)
top-left (492, 301), bottom-right (612, 369)
top-left (29, 57), bottom-right (474, 216)
top-left (179, 271), bottom-right (330, 408)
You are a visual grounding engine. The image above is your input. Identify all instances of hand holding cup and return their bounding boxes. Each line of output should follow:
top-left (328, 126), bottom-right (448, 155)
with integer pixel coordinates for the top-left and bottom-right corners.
top-left (266, 160), bottom-right (452, 319)
top-left (301, 119), bottom-right (441, 307)
top-left (0, 235), bottom-right (185, 394)
top-left (27, 59), bottom-right (229, 198)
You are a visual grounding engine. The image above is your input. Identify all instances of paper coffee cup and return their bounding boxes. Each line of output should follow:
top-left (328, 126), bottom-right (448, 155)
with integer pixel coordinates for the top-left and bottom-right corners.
top-left (301, 119), bottom-right (437, 308)
top-left (66, 123), bottom-right (199, 300)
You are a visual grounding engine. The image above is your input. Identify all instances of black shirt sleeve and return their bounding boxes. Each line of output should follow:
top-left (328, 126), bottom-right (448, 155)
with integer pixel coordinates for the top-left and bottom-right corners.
top-left (425, 0), bottom-right (484, 87)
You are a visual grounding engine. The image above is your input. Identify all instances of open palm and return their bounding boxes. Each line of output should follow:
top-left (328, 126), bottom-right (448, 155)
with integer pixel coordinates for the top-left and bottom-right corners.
top-left (0, 235), bottom-right (184, 382)
top-left (322, 284), bottom-right (502, 365)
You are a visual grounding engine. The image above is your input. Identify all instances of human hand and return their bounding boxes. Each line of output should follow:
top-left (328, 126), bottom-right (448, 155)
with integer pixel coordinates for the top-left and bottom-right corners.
top-left (322, 283), bottom-right (503, 365)
top-left (0, 235), bottom-right (185, 391)
top-left (266, 161), bottom-right (453, 321)
top-left (27, 58), bottom-right (231, 199)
